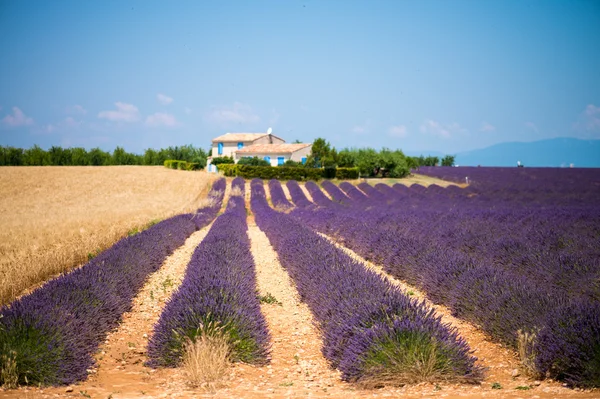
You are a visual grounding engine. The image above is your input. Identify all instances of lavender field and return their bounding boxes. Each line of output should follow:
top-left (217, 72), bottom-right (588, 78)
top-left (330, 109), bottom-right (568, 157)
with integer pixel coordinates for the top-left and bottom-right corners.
top-left (284, 168), bottom-right (600, 388)
top-left (1, 169), bottom-right (598, 394)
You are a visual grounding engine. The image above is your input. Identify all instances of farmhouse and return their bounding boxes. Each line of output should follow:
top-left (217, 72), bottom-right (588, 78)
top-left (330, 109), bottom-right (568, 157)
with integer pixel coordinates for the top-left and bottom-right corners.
top-left (207, 131), bottom-right (312, 170)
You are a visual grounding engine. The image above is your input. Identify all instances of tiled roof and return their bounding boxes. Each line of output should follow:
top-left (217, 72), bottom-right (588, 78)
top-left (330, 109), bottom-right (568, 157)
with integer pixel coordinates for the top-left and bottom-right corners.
top-left (236, 143), bottom-right (312, 154)
top-left (212, 133), bottom-right (269, 142)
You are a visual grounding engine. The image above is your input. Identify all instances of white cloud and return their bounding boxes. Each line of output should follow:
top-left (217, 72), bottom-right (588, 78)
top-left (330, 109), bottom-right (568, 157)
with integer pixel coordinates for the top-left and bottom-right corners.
top-left (2, 107), bottom-right (34, 127)
top-left (64, 117), bottom-right (82, 128)
top-left (480, 122), bottom-right (495, 132)
top-left (44, 124), bottom-right (56, 133)
top-left (145, 112), bottom-right (178, 128)
top-left (184, 107), bottom-right (192, 115)
top-left (420, 120), bottom-right (465, 138)
top-left (206, 102), bottom-right (260, 126)
top-left (388, 125), bottom-right (408, 138)
top-left (574, 104), bottom-right (600, 132)
top-left (98, 102), bottom-right (140, 122)
top-left (157, 93), bottom-right (174, 105)
top-left (67, 104), bottom-right (87, 115)
top-left (525, 121), bottom-right (539, 133)
top-left (352, 125), bottom-right (366, 134)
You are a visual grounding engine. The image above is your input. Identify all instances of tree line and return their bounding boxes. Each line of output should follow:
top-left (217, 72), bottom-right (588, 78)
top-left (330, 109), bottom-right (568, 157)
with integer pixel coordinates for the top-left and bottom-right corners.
top-left (0, 145), bottom-right (208, 167)
top-left (1, 140), bottom-right (454, 178)
top-left (305, 138), bottom-right (455, 178)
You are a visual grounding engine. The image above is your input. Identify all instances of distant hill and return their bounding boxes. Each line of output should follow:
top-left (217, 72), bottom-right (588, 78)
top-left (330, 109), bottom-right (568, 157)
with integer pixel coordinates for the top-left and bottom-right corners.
top-left (455, 138), bottom-right (600, 167)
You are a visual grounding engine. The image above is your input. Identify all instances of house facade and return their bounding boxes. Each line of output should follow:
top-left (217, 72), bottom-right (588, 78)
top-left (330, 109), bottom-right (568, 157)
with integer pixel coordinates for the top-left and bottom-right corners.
top-left (211, 133), bottom-right (285, 158)
top-left (235, 143), bottom-right (312, 166)
top-left (207, 131), bottom-right (312, 171)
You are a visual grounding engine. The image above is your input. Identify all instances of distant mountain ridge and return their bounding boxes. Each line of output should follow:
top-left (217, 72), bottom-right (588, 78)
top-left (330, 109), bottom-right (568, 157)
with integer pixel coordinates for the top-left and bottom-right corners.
top-left (454, 138), bottom-right (600, 167)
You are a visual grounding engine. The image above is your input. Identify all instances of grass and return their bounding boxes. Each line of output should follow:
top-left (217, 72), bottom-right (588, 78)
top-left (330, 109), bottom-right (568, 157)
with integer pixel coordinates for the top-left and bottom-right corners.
top-left (258, 292), bottom-right (282, 306)
top-left (517, 329), bottom-right (538, 377)
top-left (0, 166), bottom-right (217, 306)
top-left (182, 323), bottom-right (231, 392)
top-left (359, 330), bottom-right (473, 387)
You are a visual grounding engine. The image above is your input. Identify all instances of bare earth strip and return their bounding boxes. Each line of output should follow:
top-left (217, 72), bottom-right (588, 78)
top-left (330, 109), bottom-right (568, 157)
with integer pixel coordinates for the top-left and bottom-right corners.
top-left (86, 222), bottom-right (215, 398)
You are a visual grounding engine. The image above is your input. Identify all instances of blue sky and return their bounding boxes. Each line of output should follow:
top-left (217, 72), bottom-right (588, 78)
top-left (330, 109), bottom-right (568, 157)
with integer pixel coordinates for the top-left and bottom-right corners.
top-left (1, 0), bottom-right (599, 155)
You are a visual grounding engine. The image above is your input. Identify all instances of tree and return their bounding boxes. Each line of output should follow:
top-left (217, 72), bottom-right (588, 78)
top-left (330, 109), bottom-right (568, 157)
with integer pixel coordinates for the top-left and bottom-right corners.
top-left (23, 145), bottom-right (49, 165)
top-left (306, 138), bottom-right (335, 168)
top-left (71, 147), bottom-right (89, 165)
top-left (355, 148), bottom-right (378, 176)
top-left (337, 148), bottom-right (357, 168)
top-left (88, 147), bottom-right (111, 166)
top-left (441, 155), bottom-right (456, 167)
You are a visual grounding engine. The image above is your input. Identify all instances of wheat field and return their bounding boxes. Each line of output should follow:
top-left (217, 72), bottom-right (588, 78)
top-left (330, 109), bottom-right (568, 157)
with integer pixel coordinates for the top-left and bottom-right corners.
top-left (0, 166), bottom-right (217, 306)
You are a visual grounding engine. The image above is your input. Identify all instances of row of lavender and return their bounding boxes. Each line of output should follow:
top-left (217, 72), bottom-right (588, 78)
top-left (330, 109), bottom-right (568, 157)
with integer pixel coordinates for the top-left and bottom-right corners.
top-left (147, 177), bottom-right (270, 366)
top-left (256, 179), bottom-right (482, 385)
top-left (415, 166), bottom-right (600, 206)
top-left (281, 175), bottom-right (600, 387)
top-left (0, 179), bottom-right (226, 386)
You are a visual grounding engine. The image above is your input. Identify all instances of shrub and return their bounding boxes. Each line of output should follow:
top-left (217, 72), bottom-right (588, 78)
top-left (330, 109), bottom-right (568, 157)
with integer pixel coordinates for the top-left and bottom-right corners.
top-left (219, 165), bottom-right (323, 181)
top-left (323, 166), bottom-right (337, 179)
top-left (163, 159), bottom-right (202, 170)
top-left (211, 156), bottom-right (234, 166)
top-left (535, 301), bottom-right (600, 388)
top-left (336, 167), bottom-right (360, 180)
top-left (238, 157), bottom-right (270, 166)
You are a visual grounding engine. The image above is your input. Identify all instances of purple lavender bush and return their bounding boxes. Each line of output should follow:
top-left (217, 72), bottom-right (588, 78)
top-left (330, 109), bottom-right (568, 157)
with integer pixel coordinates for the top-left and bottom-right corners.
top-left (147, 177), bottom-right (270, 367)
top-left (268, 179), bottom-right (293, 210)
top-left (288, 170), bottom-right (600, 387)
top-left (285, 180), bottom-right (313, 208)
top-left (251, 179), bottom-right (481, 385)
top-left (321, 180), bottom-right (351, 204)
top-left (534, 301), bottom-right (600, 388)
top-left (0, 179), bottom-right (225, 386)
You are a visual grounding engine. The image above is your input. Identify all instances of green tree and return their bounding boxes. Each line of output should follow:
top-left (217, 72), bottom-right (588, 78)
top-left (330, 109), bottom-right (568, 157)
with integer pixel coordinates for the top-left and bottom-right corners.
top-left (441, 155), bottom-right (456, 167)
top-left (71, 147), bottom-right (89, 165)
top-left (337, 148), bottom-right (357, 168)
top-left (306, 137), bottom-right (337, 168)
top-left (88, 147), bottom-right (111, 166)
top-left (355, 148), bottom-right (378, 176)
top-left (23, 145), bottom-right (49, 165)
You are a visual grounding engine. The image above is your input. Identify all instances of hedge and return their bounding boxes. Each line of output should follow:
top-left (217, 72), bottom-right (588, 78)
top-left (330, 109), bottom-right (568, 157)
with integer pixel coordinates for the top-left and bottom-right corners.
top-left (163, 159), bottom-right (202, 170)
top-left (218, 165), bottom-right (360, 181)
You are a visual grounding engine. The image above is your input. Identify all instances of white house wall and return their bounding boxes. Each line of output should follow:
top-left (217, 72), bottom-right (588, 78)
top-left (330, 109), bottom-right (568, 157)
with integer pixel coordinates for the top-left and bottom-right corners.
top-left (289, 146), bottom-right (312, 162)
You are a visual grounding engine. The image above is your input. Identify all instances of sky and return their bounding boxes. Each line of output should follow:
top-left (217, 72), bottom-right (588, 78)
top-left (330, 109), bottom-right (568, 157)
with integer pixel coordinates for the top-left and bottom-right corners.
top-left (1, 0), bottom-right (599, 156)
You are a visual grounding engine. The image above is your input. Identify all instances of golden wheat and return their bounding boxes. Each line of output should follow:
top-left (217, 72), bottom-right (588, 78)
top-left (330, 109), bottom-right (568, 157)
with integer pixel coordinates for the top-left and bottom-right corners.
top-left (0, 166), bottom-right (217, 306)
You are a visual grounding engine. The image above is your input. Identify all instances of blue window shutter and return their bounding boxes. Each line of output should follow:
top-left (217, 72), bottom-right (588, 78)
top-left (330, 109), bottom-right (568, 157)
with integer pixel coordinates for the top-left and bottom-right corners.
top-left (277, 156), bottom-right (285, 166)
top-left (301, 157), bottom-right (307, 164)
top-left (263, 156), bottom-right (271, 163)
top-left (238, 142), bottom-right (243, 150)
top-left (218, 142), bottom-right (223, 155)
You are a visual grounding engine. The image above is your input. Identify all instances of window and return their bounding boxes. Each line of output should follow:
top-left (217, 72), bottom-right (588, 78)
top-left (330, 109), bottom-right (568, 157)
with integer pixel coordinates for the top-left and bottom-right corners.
top-left (218, 142), bottom-right (223, 155)
top-left (237, 142), bottom-right (244, 150)
top-left (263, 156), bottom-right (271, 164)
top-left (277, 156), bottom-right (285, 166)
top-left (301, 157), bottom-right (307, 164)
